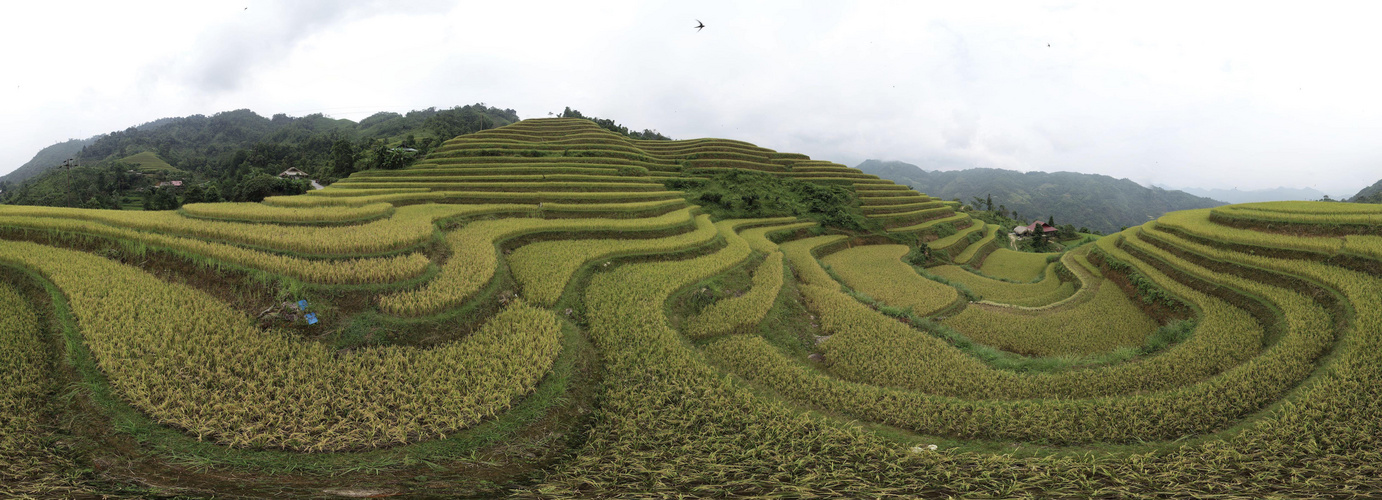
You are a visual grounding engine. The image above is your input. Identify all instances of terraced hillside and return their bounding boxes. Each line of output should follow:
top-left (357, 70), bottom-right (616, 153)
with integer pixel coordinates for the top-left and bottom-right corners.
top-left (1, 118), bottom-right (1378, 498)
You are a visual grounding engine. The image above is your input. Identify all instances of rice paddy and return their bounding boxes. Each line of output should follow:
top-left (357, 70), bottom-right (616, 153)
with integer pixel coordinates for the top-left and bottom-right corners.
top-left (1, 117), bottom-right (1377, 498)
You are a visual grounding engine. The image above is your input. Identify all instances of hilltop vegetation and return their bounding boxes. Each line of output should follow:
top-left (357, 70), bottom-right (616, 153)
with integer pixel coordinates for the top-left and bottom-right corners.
top-left (0, 104), bottom-right (521, 208)
top-left (0, 117), bottom-right (1379, 498)
top-left (1351, 177), bottom-right (1382, 203)
top-left (856, 159), bottom-right (1223, 234)
top-left (0, 137), bottom-right (96, 187)
top-left (665, 169), bottom-right (874, 230)
top-left (558, 107), bottom-right (670, 140)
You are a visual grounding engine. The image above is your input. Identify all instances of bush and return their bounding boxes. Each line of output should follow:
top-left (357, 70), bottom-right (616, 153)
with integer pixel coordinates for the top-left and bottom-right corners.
top-left (672, 169), bottom-right (878, 232)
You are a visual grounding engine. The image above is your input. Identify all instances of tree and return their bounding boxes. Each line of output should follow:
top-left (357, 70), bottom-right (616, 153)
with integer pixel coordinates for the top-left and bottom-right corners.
top-left (985, 194), bottom-right (993, 211)
top-left (182, 184), bottom-right (208, 204)
top-left (331, 139), bottom-right (358, 177)
top-left (1048, 215), bottom-right (1055, 227)
top-left (907, 243), bottom-right (932, 265)
top-left (1032, 226), bottom-right (1049, 251)
top-left (1058, 224), bottom-right (1077, 240)
top-left (142, 187), bottom-right (180, 210)
top-left (560, 107), bottom-right (671, 140)
top-left (234, 176), bottom-right (310, 201)
top-left (204, 183), bottom-right (224, 203)
top-left (371, 146), bottom-right (410, 170)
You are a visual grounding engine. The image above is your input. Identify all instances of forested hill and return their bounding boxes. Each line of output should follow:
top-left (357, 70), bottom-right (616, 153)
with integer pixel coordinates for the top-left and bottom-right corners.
top-left (0, 137), bottom-right (98, 185)
top-left (0, 104), bottom-right (522, 207)
top-left (1350, 178), bottom-right (1382, 203)
top-left (76, 104), bottom-right (519, 179)
top-left (856, 159), bottom-right (1223, 234)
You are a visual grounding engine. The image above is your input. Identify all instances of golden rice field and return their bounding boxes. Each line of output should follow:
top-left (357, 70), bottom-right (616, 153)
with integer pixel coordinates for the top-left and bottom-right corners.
top-left (1, 117), bottom-right (1379, 498)
top-left (979, 247), bottom-right (1060, 281)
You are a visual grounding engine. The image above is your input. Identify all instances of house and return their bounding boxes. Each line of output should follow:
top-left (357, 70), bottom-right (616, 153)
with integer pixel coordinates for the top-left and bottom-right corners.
top-left (156, 180), bottom-right (184, 188)
top-left (278, 167), bottom-right (309, 179)
top-left (1025, 220), bottom-right (1059, 235)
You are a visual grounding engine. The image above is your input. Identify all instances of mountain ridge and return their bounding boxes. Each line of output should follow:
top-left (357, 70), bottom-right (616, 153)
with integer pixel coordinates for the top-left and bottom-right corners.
top-left (1160, 185), bottom-right (1331, 204)
top-left (856, 159), bottom-right (1223, 234)
top-left (1350, 178), bottom-right (1382, 203)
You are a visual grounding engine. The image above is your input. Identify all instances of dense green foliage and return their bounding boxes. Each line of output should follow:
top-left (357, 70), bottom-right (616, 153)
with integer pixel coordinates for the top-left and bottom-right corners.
top-left (666, 169), bottom-right (877, 231)
top-left (559, 107), bottom-right (670, 140)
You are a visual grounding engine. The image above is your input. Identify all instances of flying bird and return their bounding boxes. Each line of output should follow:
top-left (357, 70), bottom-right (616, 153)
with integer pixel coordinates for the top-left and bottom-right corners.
top-left (695, 19), bottom-right (705, 32)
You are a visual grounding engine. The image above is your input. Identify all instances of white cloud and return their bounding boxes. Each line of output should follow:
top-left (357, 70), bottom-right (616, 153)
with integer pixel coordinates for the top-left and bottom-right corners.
top-left (1, 0), bottom-right (1378, 198)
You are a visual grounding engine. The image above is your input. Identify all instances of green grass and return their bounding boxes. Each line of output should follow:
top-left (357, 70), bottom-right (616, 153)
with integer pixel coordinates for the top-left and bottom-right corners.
top-left (119, 151), bottom-right (181, 173)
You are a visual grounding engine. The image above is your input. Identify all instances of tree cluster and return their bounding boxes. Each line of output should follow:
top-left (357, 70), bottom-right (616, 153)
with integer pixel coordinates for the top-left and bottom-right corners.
top-left (668, 169), bottom-right (876, 231)
top-left (561, 107), bottom-right (671, 141)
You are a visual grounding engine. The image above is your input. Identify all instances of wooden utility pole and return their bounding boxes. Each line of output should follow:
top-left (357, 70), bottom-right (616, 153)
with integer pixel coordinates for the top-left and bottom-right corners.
top-left (62, 158), bottom-right (76, 206)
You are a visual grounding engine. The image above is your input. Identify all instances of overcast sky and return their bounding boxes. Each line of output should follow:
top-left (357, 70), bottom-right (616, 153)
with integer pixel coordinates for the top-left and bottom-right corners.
top-left (2, 1), bottom-right (1378, 196)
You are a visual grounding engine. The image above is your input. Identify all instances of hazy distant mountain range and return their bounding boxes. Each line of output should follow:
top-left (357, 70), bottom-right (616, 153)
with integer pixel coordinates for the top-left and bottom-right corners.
top-left (1157, 186), bottom-right (1331, 204)
top-left (855, 160), bottom-right (1223, 234)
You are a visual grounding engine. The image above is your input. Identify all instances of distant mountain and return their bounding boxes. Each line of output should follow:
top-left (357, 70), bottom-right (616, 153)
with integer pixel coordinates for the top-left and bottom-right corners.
top-left (0, 136), bottom-right (98, 186)
top-left (856, 159), bottom-right (1223, 234)
top-left (1167, 186), bottom-right (1329, 204)
top-left (1351, 179), bottom-right (1382, 203)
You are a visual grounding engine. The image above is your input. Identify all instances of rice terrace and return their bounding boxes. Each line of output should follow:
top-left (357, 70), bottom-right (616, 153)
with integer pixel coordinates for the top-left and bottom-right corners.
top-left (3, 117), bottom-right (1382, 498)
